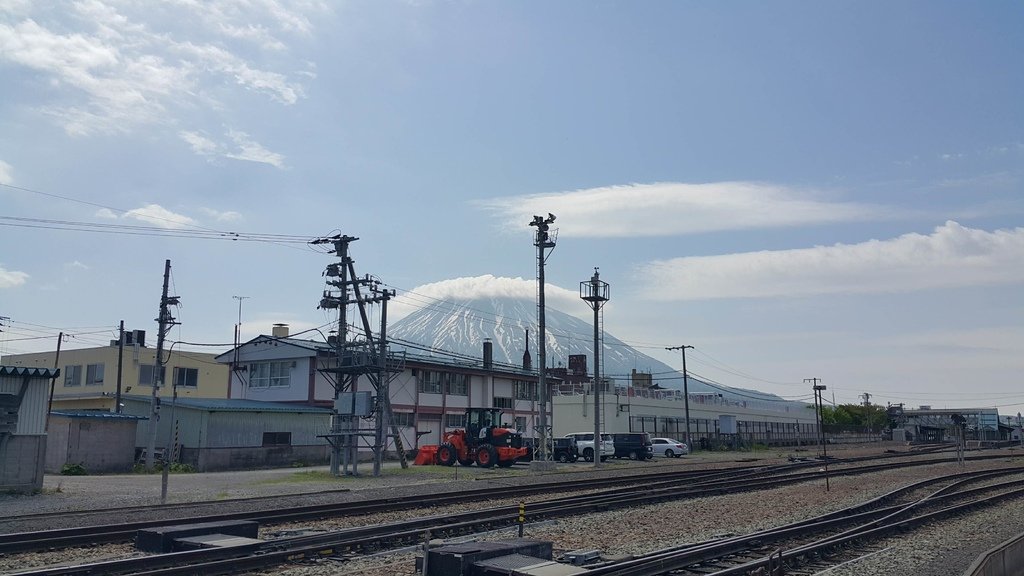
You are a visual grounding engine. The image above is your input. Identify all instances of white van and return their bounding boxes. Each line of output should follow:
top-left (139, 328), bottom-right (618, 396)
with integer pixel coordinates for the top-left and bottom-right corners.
top-left (565, 432), bottom-right (615, 462)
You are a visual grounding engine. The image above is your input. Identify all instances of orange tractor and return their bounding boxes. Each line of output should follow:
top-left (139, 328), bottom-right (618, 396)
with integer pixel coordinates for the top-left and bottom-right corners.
top-left (435, 407), bottom-right (528, 468)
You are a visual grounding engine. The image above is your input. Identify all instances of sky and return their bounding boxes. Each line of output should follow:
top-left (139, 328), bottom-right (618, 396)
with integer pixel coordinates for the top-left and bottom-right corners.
top-left (1, 1), bottom-right (1022, 415)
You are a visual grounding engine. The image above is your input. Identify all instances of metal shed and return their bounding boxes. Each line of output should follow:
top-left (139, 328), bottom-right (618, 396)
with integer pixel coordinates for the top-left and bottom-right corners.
top-left (1, 366), bottom-right (59, 493)
top-left (46, 411), bottom-right (145, 474)
top-left (121, 396), bottom-right (332, 471)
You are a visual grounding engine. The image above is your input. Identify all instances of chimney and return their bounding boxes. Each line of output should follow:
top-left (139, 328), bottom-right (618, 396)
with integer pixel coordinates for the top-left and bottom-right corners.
top-left (272, 323), bottom-right (290, 338)
top-left (483, 339), bottom-right (493, 370)
top-left (522, 329), bottom-right (532, 371)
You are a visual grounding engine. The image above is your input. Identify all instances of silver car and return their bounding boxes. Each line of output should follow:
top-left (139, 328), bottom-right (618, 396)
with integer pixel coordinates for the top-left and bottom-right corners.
top-left (651, 437), bottom-right (689, 457)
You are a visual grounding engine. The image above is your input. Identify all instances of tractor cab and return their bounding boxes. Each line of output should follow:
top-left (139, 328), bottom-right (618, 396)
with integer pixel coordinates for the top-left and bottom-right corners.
top-left (466, 407), bottom-right (505, 445)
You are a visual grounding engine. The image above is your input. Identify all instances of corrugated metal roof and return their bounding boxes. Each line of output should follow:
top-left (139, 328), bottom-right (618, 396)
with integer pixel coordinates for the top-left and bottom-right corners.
top-left (124, 395), bottom-right (330, 413)
top-left (51, 410), bottom-right (148, 420)
top-left (0, 365), bottom-right (61, 379)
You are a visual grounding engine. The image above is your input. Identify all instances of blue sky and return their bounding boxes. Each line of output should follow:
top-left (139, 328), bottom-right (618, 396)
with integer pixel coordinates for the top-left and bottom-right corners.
top-left (1, 1), bottom-right (1022, 414)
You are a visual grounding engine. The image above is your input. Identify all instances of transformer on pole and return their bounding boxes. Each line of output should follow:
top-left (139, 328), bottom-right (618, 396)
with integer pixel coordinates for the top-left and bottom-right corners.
top-left (313, 235), bottom-right (404, 477)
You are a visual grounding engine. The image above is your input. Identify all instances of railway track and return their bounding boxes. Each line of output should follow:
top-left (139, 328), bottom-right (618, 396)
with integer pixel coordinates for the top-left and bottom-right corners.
top-left (4, 452), bottom-right (1020, 575)
top-left (581, 468), bottom-right (1024, 575)
top-left (0, 449), bottom-right (975, 554)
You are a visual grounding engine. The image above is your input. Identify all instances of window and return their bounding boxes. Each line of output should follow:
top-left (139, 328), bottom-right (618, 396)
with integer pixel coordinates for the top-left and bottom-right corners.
top-left (445, 413), bottom-right (466, 428)
top-left (418, 370), bottom-right (442, 394)
top-left (493, 397), bottom-right (513, 409)
top-left (138, 364), bottom-right (166, 387)
top-left (391, 412), bottom-right (415, 427)
top-left (173, 367), bottom-right (199, 388)
top-left (85, 363), bottom-right (104, 386)
top-left (251, 361), bottom-right (292, 388)
top-left (262, 432), bottom-right (291, 446)
top-left (63, 365), bottom-right (82, 387)
top-left (514, 380), bottom-right (537, 400)
top-left (446, 373), bottom-right (468, 396)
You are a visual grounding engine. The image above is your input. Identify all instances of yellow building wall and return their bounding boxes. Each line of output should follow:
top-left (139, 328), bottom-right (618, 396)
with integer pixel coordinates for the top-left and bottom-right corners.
top-left (3, 346), bottom-right (228, 411)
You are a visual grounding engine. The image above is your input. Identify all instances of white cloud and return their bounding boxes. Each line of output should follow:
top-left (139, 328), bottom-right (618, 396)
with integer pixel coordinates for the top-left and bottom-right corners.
top-left (478, 182), bottom-right (888, 237)
top-left (390, 275), bottom-right (580, 321)
top-left (179, 131), bottom-right (220, 158)
top-left (0, 159), bottom-right (12, 184)
top-left (179, 129), bottom-right (286, 168)
top-left (0, 264), bottom-right (29, 288)
top-left (200, 207), bottom-right (243, 222)
top-left (638, 221), bottom-right (1024, 301)
top-left (123, 204), bottom-right (199, 229)
top-left (94, 208), bottom-right (118, 219)
top-left (65, 260), bottom-right (89, 270)
top-left (0, 2), bottom-right (320, 136)
top-left (225, 129), bottom-right (286, 168)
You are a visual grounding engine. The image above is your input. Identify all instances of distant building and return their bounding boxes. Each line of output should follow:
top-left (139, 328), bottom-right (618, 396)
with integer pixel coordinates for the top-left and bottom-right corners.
top-left (2, 330), bottom-right (229, 412)
top-left (552, 384), bottom-right (819, 448)
top-left (902, 407), bottom-right (1002, 443)
top-left (215, 325), bottom-right (552, 452)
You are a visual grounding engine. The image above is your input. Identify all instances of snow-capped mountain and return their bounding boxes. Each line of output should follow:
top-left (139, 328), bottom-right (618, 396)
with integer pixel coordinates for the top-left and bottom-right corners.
top-left (388, 296), bottom-right (782, 401)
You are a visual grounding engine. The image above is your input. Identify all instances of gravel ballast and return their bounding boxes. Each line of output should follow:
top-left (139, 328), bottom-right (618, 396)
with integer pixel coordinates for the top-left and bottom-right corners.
top-left (3, 444), bottom-right (1023, 576)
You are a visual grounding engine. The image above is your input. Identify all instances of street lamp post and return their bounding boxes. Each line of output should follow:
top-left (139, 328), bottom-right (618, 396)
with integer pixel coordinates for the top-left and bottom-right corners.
top-left (666, 345), bottom-right (694, 449)
top-left (580, 268), bottom-right (609, 468)
top-left (807, 378), bottom-right (829, 492)
top-left (530, 214), bottom-right (556, 462)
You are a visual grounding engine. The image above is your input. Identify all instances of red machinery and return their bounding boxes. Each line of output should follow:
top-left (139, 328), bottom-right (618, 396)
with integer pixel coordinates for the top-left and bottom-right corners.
top-left (435, 407), bottom-right (528, 468)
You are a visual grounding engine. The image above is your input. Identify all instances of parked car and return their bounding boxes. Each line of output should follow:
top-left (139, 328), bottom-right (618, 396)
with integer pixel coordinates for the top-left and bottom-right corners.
top-left (651, 437), bottom-right (689, 457)
top-left (565, 432), bottom-right (615, 462)
top-left (611, 432), bottom-right (654, 460)
top-left (552, 437), bottom-right (579, 463)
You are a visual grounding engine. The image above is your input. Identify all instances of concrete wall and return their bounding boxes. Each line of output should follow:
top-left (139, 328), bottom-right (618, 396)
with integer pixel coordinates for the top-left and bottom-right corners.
top-left (45, 415), bottom-right (138, 473)
top-left (965, 531), bottom-right (1024, 576)
top-left (0, 435), bottom-right (45, 493)
top-left (182, 444), bottom-right (329, 472)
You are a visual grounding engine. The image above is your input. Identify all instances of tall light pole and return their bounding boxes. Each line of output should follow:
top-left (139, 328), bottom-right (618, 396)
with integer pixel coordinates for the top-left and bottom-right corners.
top-left (530, 214), bottom-right (557, 462)
top-left (806, 377), bottom-right (829, 492)
top-left (580, 268), bottom-right (609, 468)
top-left (666, 345), bottom-right (694, 449)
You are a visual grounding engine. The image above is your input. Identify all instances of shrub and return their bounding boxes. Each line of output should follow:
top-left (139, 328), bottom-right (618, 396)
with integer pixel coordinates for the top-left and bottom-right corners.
top-left (60, 463), bottom-right (88, 476)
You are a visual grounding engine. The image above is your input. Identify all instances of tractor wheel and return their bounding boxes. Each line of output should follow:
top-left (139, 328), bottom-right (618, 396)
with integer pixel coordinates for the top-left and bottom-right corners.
top-left (436, 443), bottom-right (458, 466)
top-left (582, 448), bottom-right (594, 462)
top-left (496, 459), bottom-right (515, 468)
top-left (458, 458), bottom-right (475, 467)
top-left (476, 444), bottom-right (498, 468)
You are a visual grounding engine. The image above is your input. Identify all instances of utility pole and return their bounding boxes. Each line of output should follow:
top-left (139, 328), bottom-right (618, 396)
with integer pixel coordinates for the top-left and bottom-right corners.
top-left (580, 268), bottom-right (609, 468)
top-left (146, 260), bottom-right (179, 473)
top-left (45, 332), bottom-right (64, 431)
top-left (666, 345), bottom-right (694, 449)
top-left (806, 377), bottom-right (829, 491)
top-left (115, 321), bottom-right (124, 414)
top-left (530, 214), bottom-right (557, 463)
top-left (373, 283), bottom-right (397, 476)
top-left (232, 296), bottom-right (249, 362)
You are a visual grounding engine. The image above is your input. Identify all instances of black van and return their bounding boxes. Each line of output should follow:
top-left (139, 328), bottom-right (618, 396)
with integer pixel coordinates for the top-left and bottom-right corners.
top-left (612, 432), bottom-right (654, 460)
top-left (552, 437), bottom-right (579, 463)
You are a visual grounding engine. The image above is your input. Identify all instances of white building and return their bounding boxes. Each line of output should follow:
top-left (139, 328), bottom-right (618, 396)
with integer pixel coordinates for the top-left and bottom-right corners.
top-left (217, 327), bottom-right (550, 453)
